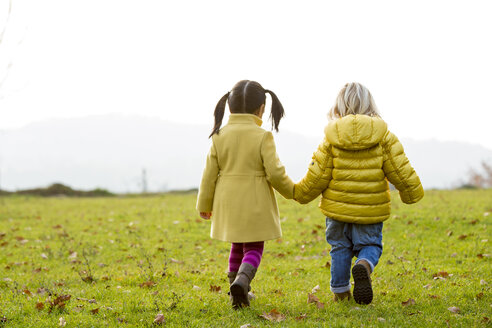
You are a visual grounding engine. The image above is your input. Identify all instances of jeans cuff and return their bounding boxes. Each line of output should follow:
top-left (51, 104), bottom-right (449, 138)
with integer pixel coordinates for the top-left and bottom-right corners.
top-left (355, 258), bottom-right (374, 272)
top-left (330, 284), bottom-right (351, 293)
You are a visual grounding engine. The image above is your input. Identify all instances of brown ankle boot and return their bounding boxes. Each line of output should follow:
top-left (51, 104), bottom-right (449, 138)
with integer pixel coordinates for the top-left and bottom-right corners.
top-left (333, 291), bottom-right (351, 302)
top-left (230, 263), bottom-right (257, 308)
top-left (352, 259), bottom-right (373, 305)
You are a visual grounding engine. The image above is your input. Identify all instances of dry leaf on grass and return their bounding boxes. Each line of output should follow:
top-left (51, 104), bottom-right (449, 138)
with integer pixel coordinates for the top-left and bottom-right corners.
top-left (433, 271), bottom-right (449, 279)
top-left (35, 302), bottom-right (45, 311)
top-left (311, 285), bottom-right (320, 293)
top-left (260, 309), bottom-right (286, 322)
top-left (307, 293), bottom-right (324, 309)
top-left (448, 306), bottom-right (460, 313)
top-left (209, 285), bottom-right (221, 293)
top-left (153, 313), bottom-right (165, 324)
top-left (58, 317), bottom-right (66, 327)
top-left (48, 295), bottom-right (71, 313)
top-left (139, 281), bottom-right (156, 288)
top-left (402, 298), bottom-right (416, 306)
top-left (307, 293), bottom-right (319, 304)
top-left (90, 308), bottom-right (99, 315)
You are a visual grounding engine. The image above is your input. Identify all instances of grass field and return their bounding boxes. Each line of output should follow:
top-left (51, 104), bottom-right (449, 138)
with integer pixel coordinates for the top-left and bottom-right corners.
top-left (0, 189), bottom-right (491, 327)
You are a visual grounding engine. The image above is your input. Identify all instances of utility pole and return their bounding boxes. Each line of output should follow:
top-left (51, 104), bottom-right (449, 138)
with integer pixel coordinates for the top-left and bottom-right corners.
top-left (141, 168), bottom-right (147, 194)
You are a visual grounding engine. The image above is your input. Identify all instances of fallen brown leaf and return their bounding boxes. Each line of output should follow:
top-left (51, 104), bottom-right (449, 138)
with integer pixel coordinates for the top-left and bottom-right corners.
top-left (54, 295), bottom-right (71, 305)
top-left (153, 313), bottom-right (165, 324)
top-left (476, 292), bottom-right (484, 299)
top-left (433, 271), bottom-right (449, 278)
top-left (448, 306), bottom-right (460, 313)
top-left (307, 293), bottom-right (319, 304)
top-left (402, 298), bottom-right (416, 306)
top-left (209, 285), bottom-right (221, 293)
top-left (35, 302), bottom-right (45, 310)
top-left (139, 281), bottom-right (156, 288)
top-left (260, 309), bottom-right (286, 322)
top-left (458, 234), bottom-right (467, 240)
top-left (90, 308), bottom-right (99, 315)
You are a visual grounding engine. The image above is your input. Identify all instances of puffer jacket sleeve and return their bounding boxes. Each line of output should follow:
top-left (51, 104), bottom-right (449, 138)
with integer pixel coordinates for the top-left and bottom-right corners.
top-left (261, 131), bottom-right (294, 199)
top-left (294, 138), bottom-right (333, 204)
top-left (381, 131), bottom-right (424, 204)
top-left (196, 140), bottom-right (220, 212)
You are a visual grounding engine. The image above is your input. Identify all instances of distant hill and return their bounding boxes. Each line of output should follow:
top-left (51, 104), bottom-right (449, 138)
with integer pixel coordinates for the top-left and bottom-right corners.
top-left (0, 114), bottom-right (491, 192)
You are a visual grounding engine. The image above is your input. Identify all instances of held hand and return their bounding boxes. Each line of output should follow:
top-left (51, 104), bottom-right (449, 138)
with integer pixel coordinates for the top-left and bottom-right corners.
top-left (200, 212), bottom-right (212, 220)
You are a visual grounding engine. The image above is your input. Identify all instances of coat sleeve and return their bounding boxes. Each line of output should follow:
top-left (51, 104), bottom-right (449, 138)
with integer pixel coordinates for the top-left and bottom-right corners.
top-left (382, 131), bottom-right (424, 204)
top-left (294, 138), bottom-right (333, 204)
top-left (260, 131), bottom-right (294, 199)
top-left (196, 141), bottom-right (220, 212)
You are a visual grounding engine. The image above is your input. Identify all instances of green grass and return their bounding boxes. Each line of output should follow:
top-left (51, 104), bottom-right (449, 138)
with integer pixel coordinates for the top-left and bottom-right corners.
top-left (0, 190), bottom-right (491, 327)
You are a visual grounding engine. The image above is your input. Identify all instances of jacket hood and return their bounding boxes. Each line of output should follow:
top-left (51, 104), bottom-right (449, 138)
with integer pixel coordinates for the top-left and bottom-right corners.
top-left (324, 115), bottom-right (388, 150)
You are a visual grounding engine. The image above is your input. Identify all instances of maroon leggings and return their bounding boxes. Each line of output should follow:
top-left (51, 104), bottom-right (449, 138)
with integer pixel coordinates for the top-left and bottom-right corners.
top-left (228, 241), bottom-right (264, 272)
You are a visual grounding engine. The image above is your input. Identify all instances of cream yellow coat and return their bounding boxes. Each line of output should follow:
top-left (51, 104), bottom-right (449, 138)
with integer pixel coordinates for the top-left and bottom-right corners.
top-left (197, 114), bottom-right (294, 242)
top-left (295, 115), bottom-right (424, 224)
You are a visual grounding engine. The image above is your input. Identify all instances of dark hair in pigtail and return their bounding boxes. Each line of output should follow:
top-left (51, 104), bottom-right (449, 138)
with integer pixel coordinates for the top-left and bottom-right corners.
top-left (265, 89), bottom-right (285, 132)
top-left (209, 92), bottom-right (230, 138)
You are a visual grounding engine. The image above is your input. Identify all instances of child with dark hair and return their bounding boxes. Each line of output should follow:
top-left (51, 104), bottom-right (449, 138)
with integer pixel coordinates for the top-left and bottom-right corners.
top-left (197, 80), bottom-right (294, 309)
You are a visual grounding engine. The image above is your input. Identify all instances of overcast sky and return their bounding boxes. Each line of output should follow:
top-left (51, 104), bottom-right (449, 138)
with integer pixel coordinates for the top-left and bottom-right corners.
top-left (1, 0), bottom-right (491, 149)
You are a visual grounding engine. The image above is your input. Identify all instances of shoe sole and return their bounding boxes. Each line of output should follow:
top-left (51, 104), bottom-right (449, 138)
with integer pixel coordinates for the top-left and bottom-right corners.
top-left (230, 284), bottom-right (249, 309)
top-left (352, 264), bottom-right (373, 305)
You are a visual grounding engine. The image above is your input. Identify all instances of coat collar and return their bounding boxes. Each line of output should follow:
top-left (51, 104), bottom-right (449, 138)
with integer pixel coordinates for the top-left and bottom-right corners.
top-left (227, 113), bottom-right (263, 127)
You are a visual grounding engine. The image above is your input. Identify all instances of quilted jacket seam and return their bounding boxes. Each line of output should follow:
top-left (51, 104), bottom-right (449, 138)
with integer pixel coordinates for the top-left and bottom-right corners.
top-left (382, 138), bottom-right (414, 202)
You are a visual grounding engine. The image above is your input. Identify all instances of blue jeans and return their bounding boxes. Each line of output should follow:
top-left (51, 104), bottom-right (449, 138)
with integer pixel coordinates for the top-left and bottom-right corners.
top-left (325, 217), bottom-right (383, 293)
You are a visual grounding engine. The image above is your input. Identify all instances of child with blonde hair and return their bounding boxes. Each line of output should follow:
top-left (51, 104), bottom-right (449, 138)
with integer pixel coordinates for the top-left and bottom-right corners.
top-left (295, 82), bottom-right (424, 304)
top-left (197, 80), bottom-right (294, 309)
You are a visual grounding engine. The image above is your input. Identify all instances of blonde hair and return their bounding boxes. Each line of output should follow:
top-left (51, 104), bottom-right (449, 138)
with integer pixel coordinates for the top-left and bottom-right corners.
top-left (328, 82), bottom-right (380, 119)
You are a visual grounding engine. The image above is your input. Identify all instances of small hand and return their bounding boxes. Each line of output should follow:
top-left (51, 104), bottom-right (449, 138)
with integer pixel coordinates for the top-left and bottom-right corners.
top-left (200, 212), bottom-right (212, 220)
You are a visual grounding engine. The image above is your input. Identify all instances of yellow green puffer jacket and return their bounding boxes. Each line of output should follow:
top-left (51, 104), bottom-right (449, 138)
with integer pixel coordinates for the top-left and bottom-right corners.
top-left (295, 115), bottom-right (424, 224)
